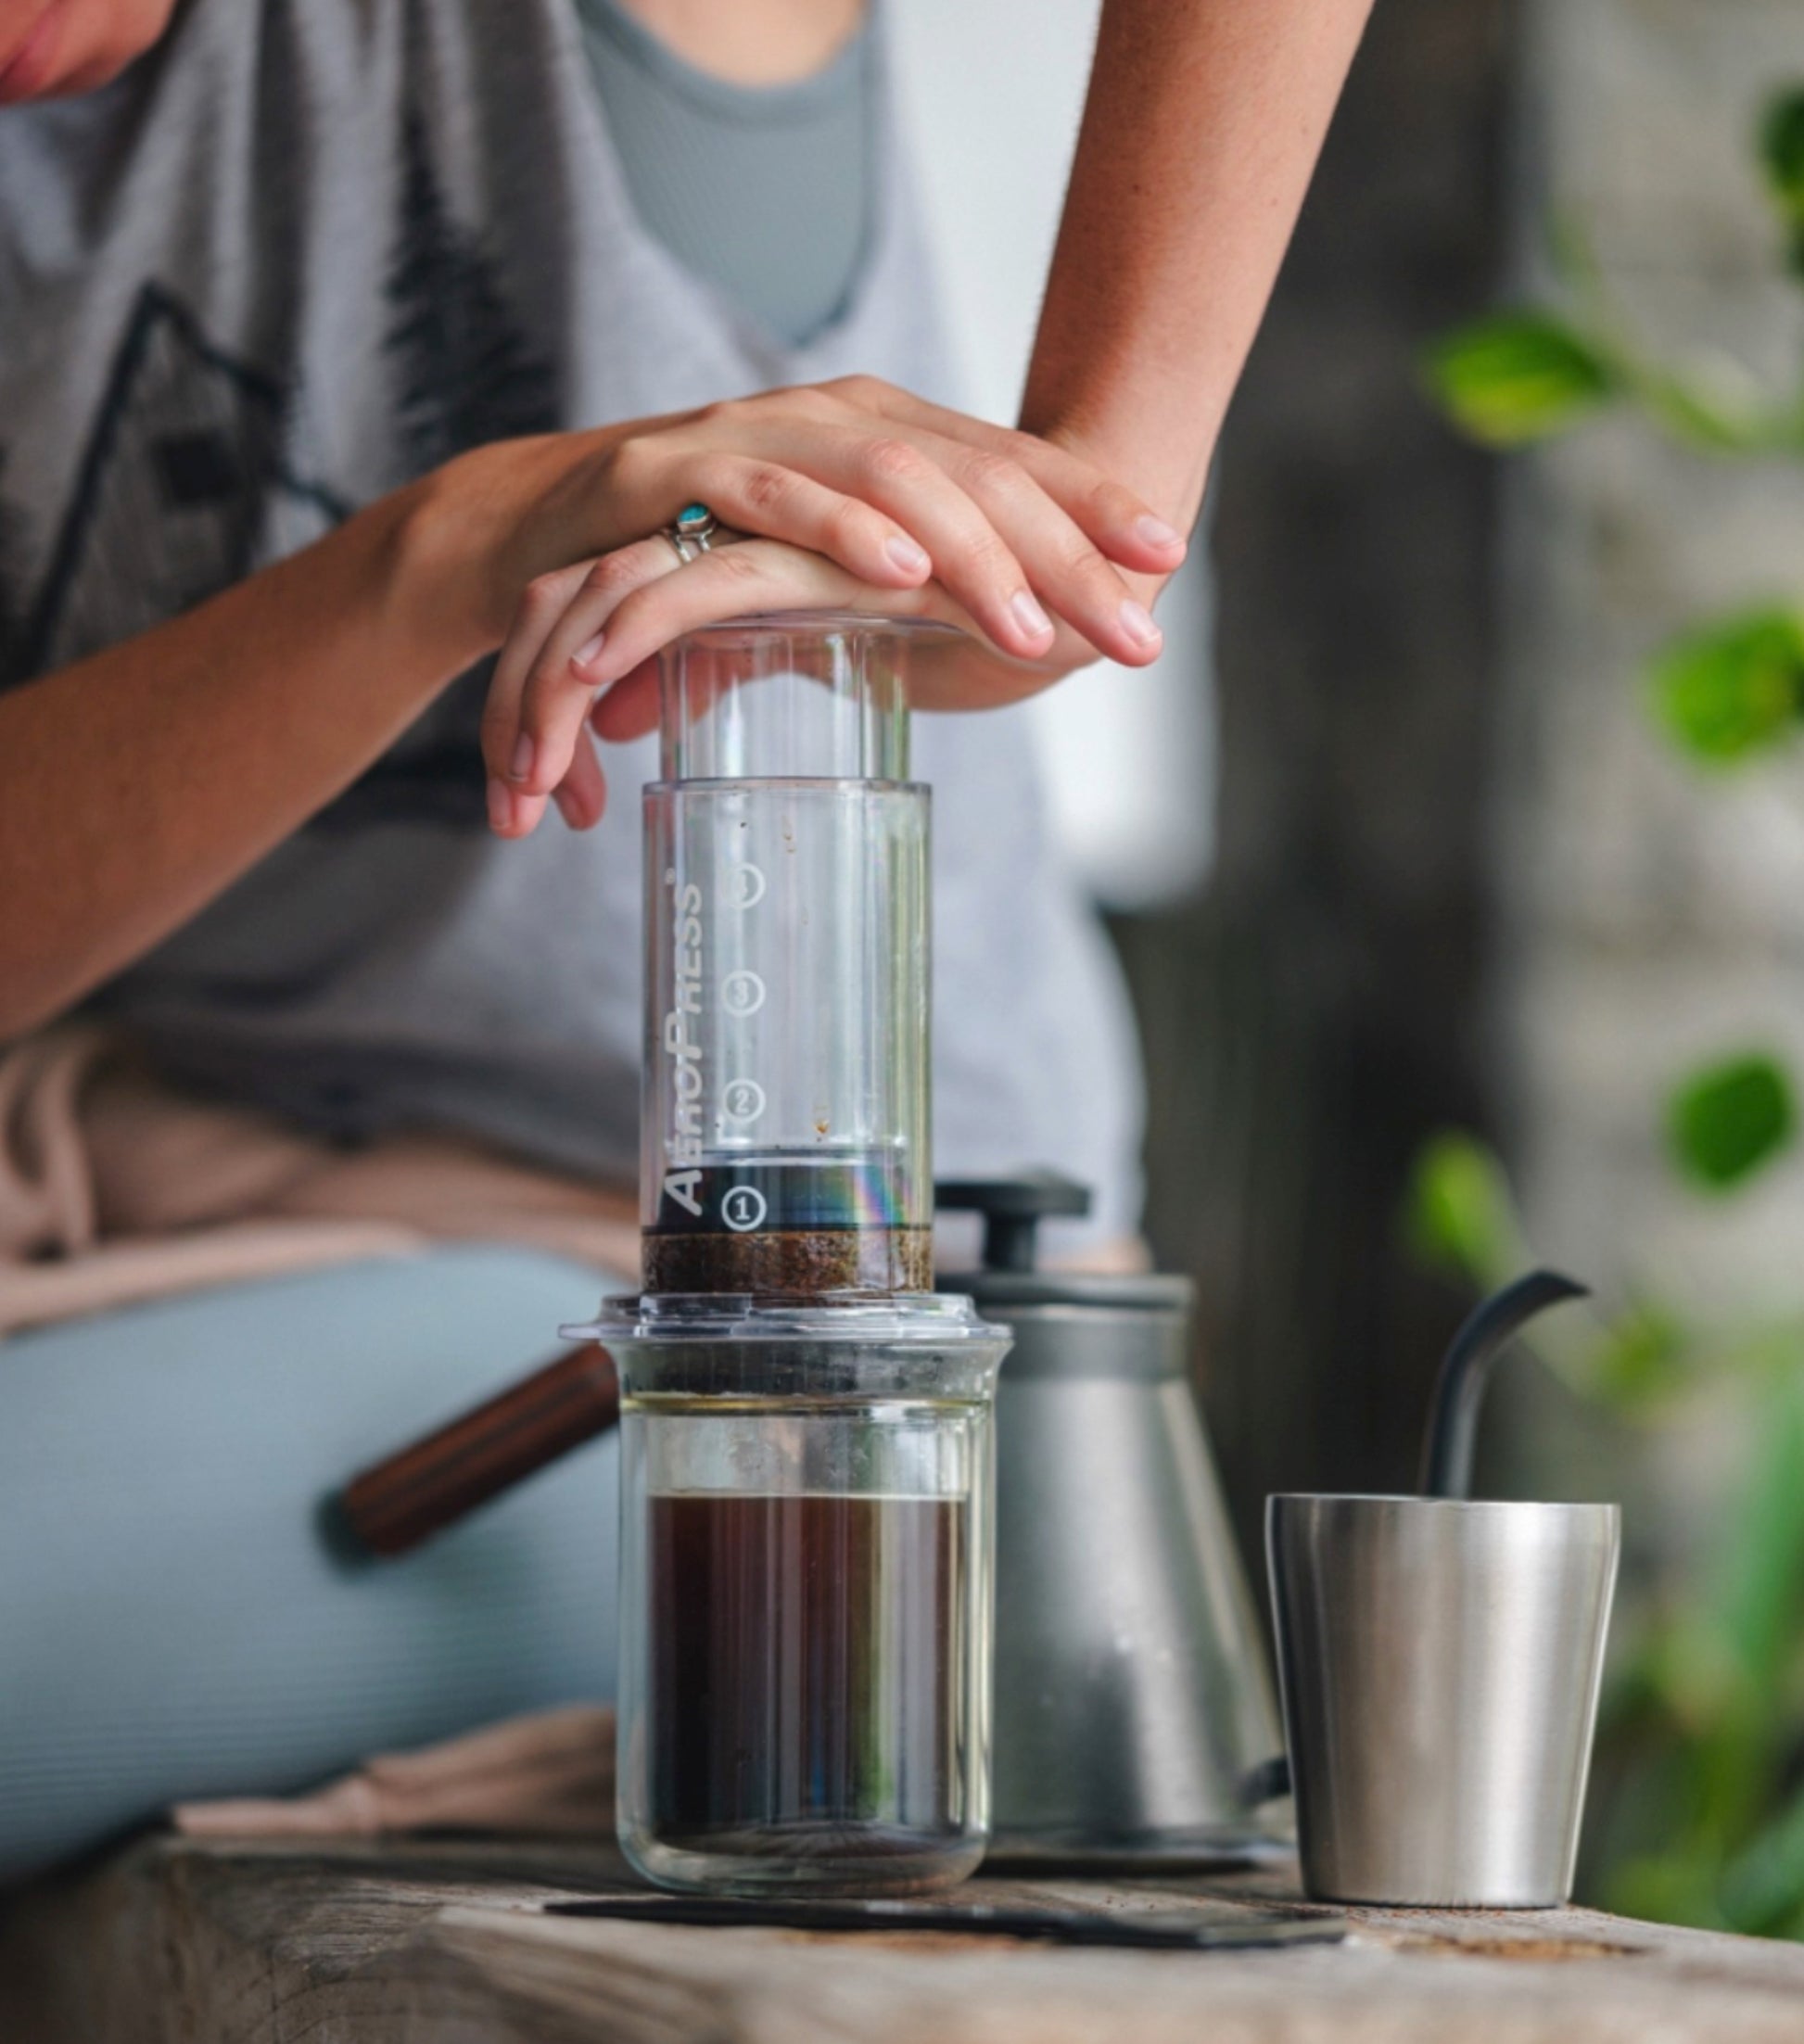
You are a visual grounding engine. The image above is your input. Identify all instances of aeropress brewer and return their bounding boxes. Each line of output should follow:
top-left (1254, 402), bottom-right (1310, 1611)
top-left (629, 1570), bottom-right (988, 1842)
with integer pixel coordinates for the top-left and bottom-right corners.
top-left (330, 617), bottom-right (1290, 1894)
top-left (557, 614), bottom-right (1012, 1898)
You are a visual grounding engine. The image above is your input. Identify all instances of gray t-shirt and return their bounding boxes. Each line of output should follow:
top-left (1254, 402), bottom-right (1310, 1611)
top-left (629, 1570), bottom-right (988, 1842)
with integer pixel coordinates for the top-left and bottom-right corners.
top-left (0, 0), bottom-right (1145, 1241)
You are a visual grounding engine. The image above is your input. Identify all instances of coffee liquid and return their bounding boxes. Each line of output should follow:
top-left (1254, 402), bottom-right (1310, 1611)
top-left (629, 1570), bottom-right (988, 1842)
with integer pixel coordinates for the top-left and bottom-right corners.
top-left (647, 1492), bottom-right (970, 1868)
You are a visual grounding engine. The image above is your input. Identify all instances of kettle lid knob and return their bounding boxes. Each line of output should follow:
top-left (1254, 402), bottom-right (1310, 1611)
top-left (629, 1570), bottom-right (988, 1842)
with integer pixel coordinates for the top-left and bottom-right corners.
top-left (934, 1172), bottom-right (1092, 1273)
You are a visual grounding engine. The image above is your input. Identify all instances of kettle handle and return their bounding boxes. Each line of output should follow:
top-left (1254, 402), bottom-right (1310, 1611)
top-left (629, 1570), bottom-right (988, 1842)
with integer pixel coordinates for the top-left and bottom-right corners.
top-left (326, 1342), bottom-right (619, 1560)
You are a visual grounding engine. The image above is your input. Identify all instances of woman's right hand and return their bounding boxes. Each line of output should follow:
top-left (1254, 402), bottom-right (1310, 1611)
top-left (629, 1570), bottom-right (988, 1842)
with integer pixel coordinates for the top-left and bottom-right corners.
top-left (417, 375), bottom-right (1188, 825)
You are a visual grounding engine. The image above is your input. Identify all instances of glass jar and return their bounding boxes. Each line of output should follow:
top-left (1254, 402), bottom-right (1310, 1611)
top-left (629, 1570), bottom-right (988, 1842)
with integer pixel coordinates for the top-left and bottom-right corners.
top-left (565, 1290), bottom-right (1010, 1896)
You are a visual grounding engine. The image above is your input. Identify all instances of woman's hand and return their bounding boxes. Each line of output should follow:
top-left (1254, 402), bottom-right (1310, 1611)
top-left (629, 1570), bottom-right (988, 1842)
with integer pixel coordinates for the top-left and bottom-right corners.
top-left (444, 376), bottom-right (1188, 833)
top-left (482, 528), bottom-right (1058, 835)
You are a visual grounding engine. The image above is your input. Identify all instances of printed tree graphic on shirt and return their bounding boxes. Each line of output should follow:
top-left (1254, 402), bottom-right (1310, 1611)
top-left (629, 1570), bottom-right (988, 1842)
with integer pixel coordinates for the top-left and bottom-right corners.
top-left (329, 108), bottom-right (565, 831)
top-left (383, 107), bottom-right (560, 474)
top-left (0, 289), bottom-right (345, 696)
top-left (0, 453), bottom-right (28, 690)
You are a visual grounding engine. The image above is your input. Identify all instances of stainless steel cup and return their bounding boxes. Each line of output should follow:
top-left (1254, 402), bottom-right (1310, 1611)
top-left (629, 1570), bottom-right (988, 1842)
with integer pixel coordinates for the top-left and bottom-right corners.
top-left (1266, 1493), bottom-right (1620, 1907)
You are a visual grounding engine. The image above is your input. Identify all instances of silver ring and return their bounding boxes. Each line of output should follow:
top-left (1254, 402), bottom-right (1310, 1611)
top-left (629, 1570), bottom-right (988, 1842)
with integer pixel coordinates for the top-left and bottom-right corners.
top-left (660, 501), bottom-right (718, 565)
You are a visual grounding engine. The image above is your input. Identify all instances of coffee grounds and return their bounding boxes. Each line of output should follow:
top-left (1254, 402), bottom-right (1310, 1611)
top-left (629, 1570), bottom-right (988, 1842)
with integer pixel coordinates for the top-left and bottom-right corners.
top-left (643, 1226), bottom-right (933, 1296)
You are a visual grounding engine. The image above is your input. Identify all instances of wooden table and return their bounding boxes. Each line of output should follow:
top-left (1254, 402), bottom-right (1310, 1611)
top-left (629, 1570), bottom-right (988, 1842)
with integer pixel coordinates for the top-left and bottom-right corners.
top-left (5, 1835), bottom-right (1804, 2042)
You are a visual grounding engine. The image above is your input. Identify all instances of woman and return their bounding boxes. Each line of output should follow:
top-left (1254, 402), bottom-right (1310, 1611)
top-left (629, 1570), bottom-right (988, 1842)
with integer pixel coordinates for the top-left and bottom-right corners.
top-left (0, 0), bottom-right (1372, 1876)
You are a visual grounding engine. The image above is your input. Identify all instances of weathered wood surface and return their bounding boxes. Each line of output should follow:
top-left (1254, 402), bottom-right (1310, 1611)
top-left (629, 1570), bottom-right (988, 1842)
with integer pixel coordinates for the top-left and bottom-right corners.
top-left (5, 1835), bottom-right (1804, 2043)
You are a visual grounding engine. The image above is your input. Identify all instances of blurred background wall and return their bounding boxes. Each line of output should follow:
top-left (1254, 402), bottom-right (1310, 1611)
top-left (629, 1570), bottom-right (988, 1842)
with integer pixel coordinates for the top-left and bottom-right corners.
top-left (1501, 0), bottom-right (1804, 1321)
top-left (1127, 0), bottom-right (1518, 1554)
top-left (905, 0), bottom-right (1804, 1534)
top-left (897, 0), bottom-right (1518, 1557)
top-left (892, 0), bottom-right (1218, 914)
top-left (899, 0), bottom-right (1804, 1927)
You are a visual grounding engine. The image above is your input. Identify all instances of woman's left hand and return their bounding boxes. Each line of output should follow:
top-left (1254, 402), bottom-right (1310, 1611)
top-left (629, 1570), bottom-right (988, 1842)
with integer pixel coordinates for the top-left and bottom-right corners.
top-left (482, 529), bottom-right (1115, 837)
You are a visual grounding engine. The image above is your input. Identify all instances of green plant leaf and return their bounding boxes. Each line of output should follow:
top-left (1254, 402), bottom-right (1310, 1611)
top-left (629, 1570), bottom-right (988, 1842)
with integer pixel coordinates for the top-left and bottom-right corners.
top-left (1676, 1370), bottom-right (1804, 1877)
top-left (1637, 361), bottom-right (1793, 457)
top-left (1403, 1131), bottom-right (1524, 1285)
top-left (1650, 611), bottom-right (1804, 765)
top-left (1714, 1374), bottom-right (1804, 1685)
top-left (1424, 312), bottom-right (1620, 446)
top-left (1719, 1768), bottom-right (1804, 1938)
top-left (1666, 1053), bottom-right (1798, 1191)
top-left (1605, 1851), bottom-right (1729, 1932)
top-left (1759, 87), bottom-right (1804, 277)
top-left (1585, 1299), bottom-right (1692, 1412)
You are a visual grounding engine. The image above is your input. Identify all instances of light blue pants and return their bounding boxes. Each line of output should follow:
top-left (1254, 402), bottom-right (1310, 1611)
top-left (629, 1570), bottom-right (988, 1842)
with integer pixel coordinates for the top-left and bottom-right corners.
top-left (0, 1246), bottom-right (620, 1882)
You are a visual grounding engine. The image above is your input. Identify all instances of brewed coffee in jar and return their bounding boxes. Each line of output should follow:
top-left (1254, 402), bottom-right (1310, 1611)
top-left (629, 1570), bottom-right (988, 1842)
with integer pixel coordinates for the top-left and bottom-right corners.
top-left (578, 1292), bottom-right (1007, 1896)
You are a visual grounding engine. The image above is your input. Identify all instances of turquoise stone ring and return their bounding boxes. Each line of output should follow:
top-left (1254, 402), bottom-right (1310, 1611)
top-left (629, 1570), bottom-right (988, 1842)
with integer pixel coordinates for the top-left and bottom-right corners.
top-left (661, 502), bottom-right (719, 563)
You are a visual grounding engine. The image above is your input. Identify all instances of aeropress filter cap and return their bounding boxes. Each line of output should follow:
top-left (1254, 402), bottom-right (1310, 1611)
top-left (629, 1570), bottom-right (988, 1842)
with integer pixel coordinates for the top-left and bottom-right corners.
top-left (565, 1290), bottom-right (1007, 1346)
top-left (560, 1290), bottom-right (1012, 1403)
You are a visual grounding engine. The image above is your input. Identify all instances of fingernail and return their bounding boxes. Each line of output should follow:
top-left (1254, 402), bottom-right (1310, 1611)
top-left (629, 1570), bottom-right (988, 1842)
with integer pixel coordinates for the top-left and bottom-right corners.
top-left (1120, 598), bottom-right (1162, 646)
top-left (885, 533), bottom-right (930, 576)
top-left (487, 777), bottom-right (515, 832)
top-left (1010, 589), bottom-right (1053, 641)
top-left (572, 629), bottom-right (607, 671)
top-left (553, 784), bottom-right (581, 828)
top-left (510, 732), bottom-right (535, 782)
top-left (1134, 514), bottom-right (1184, 551)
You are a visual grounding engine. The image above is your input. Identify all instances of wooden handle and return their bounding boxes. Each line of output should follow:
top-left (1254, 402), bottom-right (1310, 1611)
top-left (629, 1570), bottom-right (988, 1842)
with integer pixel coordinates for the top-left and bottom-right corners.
top-left (337, 1343), bottom-right (619, 1558)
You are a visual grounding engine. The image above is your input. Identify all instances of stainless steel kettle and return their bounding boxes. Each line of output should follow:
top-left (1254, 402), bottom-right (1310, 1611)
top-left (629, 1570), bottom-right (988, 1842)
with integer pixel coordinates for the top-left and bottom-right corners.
top-left (938, 1176), bottom-right (1288, 1869)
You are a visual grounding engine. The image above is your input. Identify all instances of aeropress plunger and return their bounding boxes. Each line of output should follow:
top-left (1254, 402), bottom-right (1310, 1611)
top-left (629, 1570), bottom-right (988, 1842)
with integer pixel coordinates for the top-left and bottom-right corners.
top-left (553, 615), bottom-right (1011, 1899)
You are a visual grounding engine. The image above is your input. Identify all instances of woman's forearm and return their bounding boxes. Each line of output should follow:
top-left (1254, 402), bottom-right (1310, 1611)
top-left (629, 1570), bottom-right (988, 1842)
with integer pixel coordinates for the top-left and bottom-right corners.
top-left (0, 480), bottom-right (489, 1037)
top-left (0, 373), bottom-right (1190, 1026)
top-left (1022, 0), bottom-right (1375, 527)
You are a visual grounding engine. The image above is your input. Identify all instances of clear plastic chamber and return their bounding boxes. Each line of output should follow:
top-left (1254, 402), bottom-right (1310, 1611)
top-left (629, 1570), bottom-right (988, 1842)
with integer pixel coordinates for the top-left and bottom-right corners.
top-left (641, 616), bottom-right (952, 1295)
